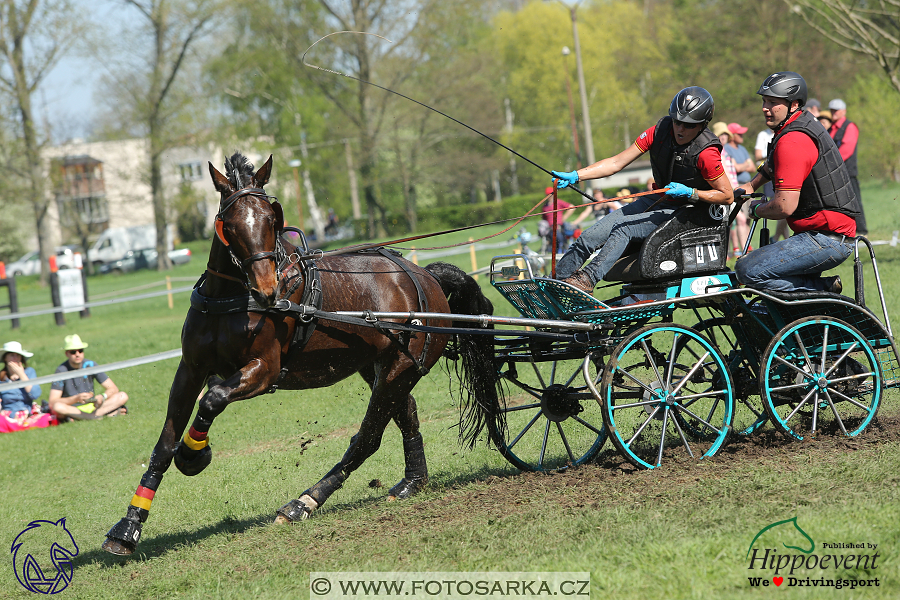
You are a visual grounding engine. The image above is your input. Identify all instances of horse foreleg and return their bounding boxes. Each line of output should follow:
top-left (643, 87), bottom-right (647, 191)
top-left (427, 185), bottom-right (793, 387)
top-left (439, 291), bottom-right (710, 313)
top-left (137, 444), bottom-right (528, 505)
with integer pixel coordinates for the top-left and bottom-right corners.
top-left (174, 362), bottom-right (271, 476)
top-left (102, 360), bottom-right (205, 555)
top-left (387, 394), bottom-right (428, 501)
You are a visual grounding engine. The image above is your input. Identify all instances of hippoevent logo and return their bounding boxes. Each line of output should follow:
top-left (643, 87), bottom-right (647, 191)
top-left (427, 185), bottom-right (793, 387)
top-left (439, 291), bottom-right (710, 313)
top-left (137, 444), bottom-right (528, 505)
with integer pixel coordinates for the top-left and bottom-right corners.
top-left (10, 518), bottom-right (79, 594)
top-left (746, 517), bottom-right (880, 590)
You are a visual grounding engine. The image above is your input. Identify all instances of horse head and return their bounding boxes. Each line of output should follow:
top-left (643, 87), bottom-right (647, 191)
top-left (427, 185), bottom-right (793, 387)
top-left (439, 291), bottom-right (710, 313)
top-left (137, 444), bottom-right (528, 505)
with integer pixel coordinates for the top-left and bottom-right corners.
top-left (209, 153), bottom-right (282, 308)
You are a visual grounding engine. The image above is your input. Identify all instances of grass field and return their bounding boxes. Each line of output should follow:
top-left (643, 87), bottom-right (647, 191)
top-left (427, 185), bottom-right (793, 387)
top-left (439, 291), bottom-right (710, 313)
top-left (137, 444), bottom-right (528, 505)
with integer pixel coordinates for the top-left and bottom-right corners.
top-left (1, 181), bottom-right (899, 599)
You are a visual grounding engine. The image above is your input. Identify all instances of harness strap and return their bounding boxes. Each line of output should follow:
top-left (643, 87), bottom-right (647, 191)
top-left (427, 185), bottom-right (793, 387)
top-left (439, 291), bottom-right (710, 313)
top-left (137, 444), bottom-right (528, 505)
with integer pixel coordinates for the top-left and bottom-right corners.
top-left (375, 248), bottom-right (432, 376)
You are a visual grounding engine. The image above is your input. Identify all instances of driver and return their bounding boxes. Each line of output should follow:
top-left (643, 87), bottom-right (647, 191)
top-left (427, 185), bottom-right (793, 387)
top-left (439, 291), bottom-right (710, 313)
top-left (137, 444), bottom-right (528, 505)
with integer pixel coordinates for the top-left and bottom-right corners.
top-left (735, 72), bottom-right (860, 293)
top-left (551, 87), bottom-right (734, 293)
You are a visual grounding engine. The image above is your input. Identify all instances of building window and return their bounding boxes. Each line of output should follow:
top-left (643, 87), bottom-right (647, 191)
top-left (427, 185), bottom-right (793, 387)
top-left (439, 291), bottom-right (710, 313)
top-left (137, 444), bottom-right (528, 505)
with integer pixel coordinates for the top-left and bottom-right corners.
top-left (179, 162), bottom-right (203, 181)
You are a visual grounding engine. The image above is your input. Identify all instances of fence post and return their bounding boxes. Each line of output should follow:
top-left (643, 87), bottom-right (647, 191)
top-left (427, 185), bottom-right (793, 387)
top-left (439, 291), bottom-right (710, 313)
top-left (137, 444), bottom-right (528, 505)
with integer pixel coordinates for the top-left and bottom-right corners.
top-left (410, 247), bottom-right (418, 266)
top-left (78, 254), bottom-right (90, 318)
top-left (166, 276), bottom-right (174, 309)
top-left (49, 256), bottom-right (65, 326)
top-left (0, 266), bottom-right (20, 329)
top-left (469, 238), bottom-right (478, 280)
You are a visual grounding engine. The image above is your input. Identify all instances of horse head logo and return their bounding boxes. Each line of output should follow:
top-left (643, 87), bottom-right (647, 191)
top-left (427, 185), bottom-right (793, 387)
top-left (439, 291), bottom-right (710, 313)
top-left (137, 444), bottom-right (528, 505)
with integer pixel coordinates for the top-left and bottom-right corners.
top-left (11, 518), bottom-right (79, 594)
top-left (747, 516), bottom-right (815, 559)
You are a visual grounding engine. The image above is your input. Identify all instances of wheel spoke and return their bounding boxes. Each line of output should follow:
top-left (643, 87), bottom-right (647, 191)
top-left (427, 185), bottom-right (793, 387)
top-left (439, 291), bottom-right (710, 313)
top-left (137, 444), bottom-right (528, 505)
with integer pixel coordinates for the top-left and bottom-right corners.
top-left (508, 410), bottom-right (543, 450)
top-left (812, 391), bottom-right (819, 433)
top-left (571, 414), bottom-right (604, 435)
top-left (611, 398), bottom-right (661, 410)
top-left (529, 359), bottom-right (546, 389)
top-left (827, 386), bottom-right (874, 412)
top-left (773, 353), bottom-right (814, 379)
top-left (739, 397), bottom-right (763, 417)
top-left (785, 386), bottom-right (818, 421)
top-left (539, 418), bottom-right (551, 467)
top-left (671, 351), bottom-right (710, 396)
top-left (677, 389), bottom-right (729, 401)
top-left (819, 325), bottom-right (829, 375)
top-left (656, 409), bottom-right (669, 467)
top-left (556, 421), bottom-right (577, 463)
top-left (823, 342), bottom-right (859, 378)
top-left (664, 332), bottom-right (680, 390)
top-left (626, 406), bottom-right (661, 447)
top-left (671, 411), bottom-right (695, 458)
top-left (614, 364), bottom-right (657, 395)
top-left (675, 404), bottom-right (722, 435)
top-left (640, 338), bottom-right (667, 390)
top-left (822, 389), bottom-right (849, 436)
top-left (503, 402), bottom-right (542, 413)
top-left (792, 330), bottom-right (815, 374)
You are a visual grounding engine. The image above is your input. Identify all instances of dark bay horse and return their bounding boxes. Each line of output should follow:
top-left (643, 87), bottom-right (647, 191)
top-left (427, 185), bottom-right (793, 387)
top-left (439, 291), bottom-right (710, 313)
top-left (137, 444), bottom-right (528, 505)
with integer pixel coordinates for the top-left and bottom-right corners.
top-left (102, 152), bottom-right (504, 555)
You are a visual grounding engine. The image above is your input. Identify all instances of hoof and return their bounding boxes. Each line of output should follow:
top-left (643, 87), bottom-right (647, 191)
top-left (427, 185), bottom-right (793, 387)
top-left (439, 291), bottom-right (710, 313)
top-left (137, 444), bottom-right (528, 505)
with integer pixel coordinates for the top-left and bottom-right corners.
top-left (275, 495), bottom-right (317, 523)
top-left (101, 537), bottom-right (134, 556)
top-left (387, 476), bottom-right (428, 501)
top-left (174, 441), bottom-right (212, 476)
top-left (103, 517), bottom-right (141, 555)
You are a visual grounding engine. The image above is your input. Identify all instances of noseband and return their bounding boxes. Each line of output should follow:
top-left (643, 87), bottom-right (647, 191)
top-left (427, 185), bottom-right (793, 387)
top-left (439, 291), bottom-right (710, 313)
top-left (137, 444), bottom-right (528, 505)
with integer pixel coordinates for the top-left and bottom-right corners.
top-left (212, 186), bottom-right (296, 291)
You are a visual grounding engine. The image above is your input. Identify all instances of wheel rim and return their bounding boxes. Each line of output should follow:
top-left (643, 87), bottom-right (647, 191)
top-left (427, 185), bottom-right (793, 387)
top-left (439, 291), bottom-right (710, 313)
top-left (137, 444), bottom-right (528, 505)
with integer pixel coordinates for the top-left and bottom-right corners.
top-left (600, 325), bottom-right (734, 469)
top-left (761, 317), bottom-right (881, 440)
top-left (497, 354), bottom-right (607, 472)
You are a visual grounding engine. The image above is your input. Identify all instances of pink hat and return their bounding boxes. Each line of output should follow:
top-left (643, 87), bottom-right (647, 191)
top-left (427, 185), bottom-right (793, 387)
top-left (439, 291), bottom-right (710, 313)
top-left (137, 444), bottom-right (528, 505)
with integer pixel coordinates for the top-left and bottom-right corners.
top-left (727, 122), bottom-right (748, 134)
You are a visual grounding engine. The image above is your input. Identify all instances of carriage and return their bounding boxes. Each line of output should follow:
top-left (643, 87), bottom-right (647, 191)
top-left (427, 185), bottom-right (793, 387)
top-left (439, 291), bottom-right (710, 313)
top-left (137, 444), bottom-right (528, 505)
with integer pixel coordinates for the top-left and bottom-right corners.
top-left (486, 201), bottom-right (899, 472)
top-left (102, 155), bottom-right (899, 555)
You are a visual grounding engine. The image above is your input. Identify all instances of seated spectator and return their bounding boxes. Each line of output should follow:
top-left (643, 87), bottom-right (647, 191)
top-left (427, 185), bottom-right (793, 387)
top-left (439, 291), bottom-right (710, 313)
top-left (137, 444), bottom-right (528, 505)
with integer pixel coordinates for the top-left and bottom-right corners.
top-left (48, 334), bottom-right (128, 420)
top-left (1, 341), bottom-right (56, 433)
top-left (572, 187), bottom-right (621, 229)
top-left (1, 341), bottom-right (41, 415)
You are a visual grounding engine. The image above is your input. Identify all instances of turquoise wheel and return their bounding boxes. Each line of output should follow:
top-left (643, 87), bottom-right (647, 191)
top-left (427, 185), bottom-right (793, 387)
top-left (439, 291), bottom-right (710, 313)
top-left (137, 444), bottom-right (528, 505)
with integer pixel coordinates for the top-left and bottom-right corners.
top-left (760, 316), bottom-right (881, 441)
top-left (496, 353), bottom-right (607, 471)
top-left (689, 317), bottom-right (767, 435)
top-left (600, 324), bottom-right (735, 469)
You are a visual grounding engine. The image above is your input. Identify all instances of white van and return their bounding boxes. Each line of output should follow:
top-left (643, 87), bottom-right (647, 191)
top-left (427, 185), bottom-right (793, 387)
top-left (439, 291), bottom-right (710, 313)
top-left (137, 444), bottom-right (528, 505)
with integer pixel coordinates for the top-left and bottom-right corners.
top-left (87, 225), bottom-right (175, 266)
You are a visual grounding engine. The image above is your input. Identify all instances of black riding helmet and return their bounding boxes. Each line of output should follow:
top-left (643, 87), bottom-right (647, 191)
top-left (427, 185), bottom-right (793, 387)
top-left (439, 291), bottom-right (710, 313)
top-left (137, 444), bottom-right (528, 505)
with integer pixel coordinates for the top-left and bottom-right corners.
top-left (668, 87), bottom-right (715, 124)
top-left (756, 71), bottom-right (807, 108)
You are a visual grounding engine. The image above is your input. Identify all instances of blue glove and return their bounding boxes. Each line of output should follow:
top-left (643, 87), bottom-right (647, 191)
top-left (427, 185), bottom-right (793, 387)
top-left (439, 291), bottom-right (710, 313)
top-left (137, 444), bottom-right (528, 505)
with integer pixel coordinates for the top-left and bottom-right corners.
top-left (551, 170), bottom-right (579, 189)
top-left (665, 182), bottom-right (695, 199)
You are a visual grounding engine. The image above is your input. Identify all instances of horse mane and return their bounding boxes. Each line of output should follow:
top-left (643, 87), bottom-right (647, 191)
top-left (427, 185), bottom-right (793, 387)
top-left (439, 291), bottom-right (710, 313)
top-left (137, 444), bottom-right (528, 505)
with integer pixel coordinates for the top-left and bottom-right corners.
top-left (223, 152), bottom-right (255, 190)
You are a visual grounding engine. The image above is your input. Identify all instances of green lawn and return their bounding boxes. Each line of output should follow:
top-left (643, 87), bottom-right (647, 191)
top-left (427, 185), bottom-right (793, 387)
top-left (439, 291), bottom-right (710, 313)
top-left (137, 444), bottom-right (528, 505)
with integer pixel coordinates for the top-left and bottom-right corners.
top-left (1, 183), bottom-right (899, 599)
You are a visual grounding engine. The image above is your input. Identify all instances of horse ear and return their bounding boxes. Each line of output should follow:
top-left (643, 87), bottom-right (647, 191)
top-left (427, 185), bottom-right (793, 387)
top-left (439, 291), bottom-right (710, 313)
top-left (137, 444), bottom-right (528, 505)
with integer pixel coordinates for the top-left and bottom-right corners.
top-left (209, 162), bottom-right (233, 195)
top-left (252, 154), bottom-right (274, 188)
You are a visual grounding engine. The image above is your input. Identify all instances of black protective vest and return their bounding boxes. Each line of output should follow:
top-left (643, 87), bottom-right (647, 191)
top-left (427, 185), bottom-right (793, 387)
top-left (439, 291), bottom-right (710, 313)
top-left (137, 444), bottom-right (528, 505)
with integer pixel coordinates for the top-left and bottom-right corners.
top-left (763, 110), bottom-right (860, 222)
top-left (648, 116), bottom-right (721, 192)
top-left (831, 119), bottom-right (858, 177)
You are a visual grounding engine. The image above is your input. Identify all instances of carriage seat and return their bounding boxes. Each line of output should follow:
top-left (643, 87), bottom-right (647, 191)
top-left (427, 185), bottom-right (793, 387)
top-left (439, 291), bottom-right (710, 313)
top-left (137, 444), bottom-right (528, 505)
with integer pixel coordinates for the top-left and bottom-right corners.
top-left (603, 203), bottom-right (731, 283)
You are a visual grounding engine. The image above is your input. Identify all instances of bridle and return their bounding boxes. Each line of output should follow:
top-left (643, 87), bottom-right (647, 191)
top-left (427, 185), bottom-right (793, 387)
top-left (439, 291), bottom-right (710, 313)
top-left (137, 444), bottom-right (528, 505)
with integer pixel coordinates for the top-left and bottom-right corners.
top-left (210, 186), bottom-right (299, 292)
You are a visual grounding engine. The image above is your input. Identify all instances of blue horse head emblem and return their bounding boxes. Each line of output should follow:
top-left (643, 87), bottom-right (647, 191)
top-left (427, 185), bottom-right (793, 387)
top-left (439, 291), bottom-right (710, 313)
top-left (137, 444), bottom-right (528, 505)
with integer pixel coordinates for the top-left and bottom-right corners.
top-left (11, 518), bottom-right (79, 594)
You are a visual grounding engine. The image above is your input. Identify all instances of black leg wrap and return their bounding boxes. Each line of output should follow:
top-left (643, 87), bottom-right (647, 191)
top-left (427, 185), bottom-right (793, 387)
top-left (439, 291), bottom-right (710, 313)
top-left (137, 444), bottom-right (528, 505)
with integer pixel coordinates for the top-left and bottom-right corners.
top-left (276, 498), bottom-right (314, 522)
top-left (305, 472), bottom-right (346, 506)
top-left (174, 441), bottom-right (212, 476)
top-left (102, 517), bottom-right (142, 555)
top-left (389, 435), bottom-right (429, 499)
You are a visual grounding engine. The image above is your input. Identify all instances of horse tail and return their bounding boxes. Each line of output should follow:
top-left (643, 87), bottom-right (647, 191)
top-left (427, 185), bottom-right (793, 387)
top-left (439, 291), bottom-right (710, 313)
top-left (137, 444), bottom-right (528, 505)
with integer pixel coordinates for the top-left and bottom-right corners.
top-left (424, 261), bottom-right (506, 449)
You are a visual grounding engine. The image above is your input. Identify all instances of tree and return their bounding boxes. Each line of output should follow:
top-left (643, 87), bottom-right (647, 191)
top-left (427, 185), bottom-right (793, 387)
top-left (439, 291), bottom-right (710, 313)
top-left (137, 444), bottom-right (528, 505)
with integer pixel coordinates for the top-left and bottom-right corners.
top-left (95, 0), bottom-right (217, 270)
top-left (0, 0), bottom-right (83, 283)
top-left (789, 0), bottom-right (900, 95)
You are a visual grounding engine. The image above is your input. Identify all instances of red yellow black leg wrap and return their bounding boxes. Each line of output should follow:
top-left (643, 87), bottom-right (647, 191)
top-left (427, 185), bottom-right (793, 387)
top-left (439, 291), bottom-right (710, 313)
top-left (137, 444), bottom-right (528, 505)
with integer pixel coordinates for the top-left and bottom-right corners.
top-left (183, 428), bottom-right (209, 450)
top-left (130, 485), bottom-right (155, 512)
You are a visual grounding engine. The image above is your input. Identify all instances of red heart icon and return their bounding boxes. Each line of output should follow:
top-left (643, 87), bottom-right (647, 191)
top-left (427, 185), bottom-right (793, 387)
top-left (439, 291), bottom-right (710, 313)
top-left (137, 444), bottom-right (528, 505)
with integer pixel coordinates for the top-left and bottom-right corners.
top-left (773, 577), bottom-right (783, 586)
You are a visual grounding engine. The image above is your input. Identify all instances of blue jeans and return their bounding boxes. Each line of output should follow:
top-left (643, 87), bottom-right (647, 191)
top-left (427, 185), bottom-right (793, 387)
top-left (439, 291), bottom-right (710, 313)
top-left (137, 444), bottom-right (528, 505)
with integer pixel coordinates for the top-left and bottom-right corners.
top-left (556, 194), bottom-right (678, 283)
top-left (735, 231), bottom-right (852, 292)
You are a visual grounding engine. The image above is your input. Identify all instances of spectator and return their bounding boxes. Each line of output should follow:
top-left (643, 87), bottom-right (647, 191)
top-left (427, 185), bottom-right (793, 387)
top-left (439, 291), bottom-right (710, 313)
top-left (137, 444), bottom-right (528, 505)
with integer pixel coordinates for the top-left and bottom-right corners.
top-left (828, 98), bottom-right (867, 236)
top-left (806, 98), bottom-right (821, 117)
top-left (48, 334), bottom-right (128, 420)
top-left (754, 117), bottom-right (785, 242)
top-left (572, 187), bottom-right (621, 228)
top-left (324, 208), bottom-right (339, 236)
top-left (1, 341), bottom-right (56, 433)
top-left (539, 187), bottom-right (577, 253)
top-left (817, 110), bottom-right (833, 130)
top-left (1, 341), bottom-right (41, 415)
top-left (724, 122), bottom-right (756, 185)
top-left (713, 122), bottom-right (748, 256)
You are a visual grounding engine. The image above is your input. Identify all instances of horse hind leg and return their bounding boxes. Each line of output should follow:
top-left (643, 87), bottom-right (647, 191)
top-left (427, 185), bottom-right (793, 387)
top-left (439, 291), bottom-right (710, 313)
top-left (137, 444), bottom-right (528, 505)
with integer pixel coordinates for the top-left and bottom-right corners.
top-left (276, 362), bottom-right (421, 523)
top-left (387, 393), bottom-right (428, 501)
